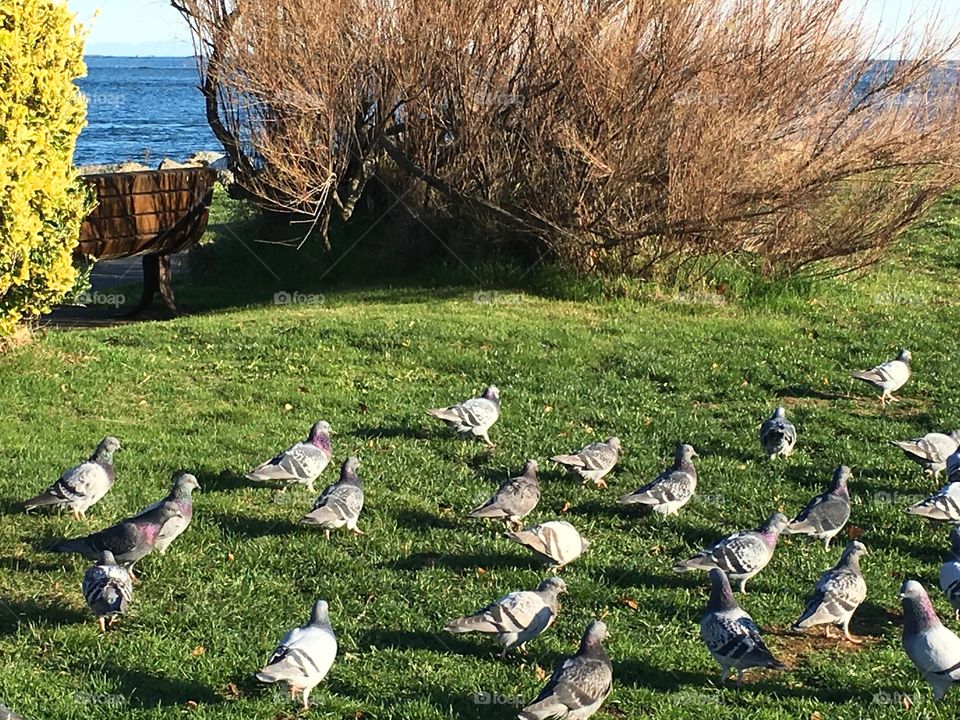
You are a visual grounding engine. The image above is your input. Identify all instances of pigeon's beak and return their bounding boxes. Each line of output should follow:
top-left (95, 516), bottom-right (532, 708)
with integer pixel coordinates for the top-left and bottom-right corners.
top-left (691, 450), bottom-right (699, 458)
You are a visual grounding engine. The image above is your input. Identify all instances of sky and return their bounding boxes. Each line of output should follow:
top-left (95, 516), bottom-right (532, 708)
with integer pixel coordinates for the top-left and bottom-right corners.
top-left (69, 0), bottom-right (960, 57)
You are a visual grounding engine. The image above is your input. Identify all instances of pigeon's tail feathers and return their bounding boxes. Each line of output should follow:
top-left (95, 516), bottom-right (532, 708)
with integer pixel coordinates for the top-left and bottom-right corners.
top-left (851, 369), bottom-right (882, 384)
top-left (246, 464), bottom-right (292, 482)
top-left (467, 503), bottom-right (504, 518)
top-left (550, 453), bottom-right (584, 468)
top-left (672, 555), bottom-right (711, 572)
top-left (300, 506), bottom-right (340, 526)
top-left (443, 616), bottom-right (493, 634)
top-left (49, 537), bottom-right (92, 555)
top-left (426, 407), bottom-right (461, 422)
top-left (23, 491), bottom-right (63, 510)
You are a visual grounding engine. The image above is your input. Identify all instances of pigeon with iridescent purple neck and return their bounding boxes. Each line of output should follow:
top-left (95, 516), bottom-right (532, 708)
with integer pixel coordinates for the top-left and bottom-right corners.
top-left (23, 436), bottom-right (121, 519)
top-left (782, 466), bottom-right (851, 549)
top-left (131, 472), bottom-right (200, 554)
top-left (901, 579), bottom-right (960, 701)
top-left (427, 385), bottom-right (500, 446)
top-left (247, 421), bottom-right (333, 492)
top-left (673, 512), bottom-right (788, 592)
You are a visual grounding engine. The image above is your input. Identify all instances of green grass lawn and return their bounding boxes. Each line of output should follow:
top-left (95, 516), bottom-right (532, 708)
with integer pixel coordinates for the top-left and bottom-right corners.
top-left (2, 192), bottom-right (960, 719)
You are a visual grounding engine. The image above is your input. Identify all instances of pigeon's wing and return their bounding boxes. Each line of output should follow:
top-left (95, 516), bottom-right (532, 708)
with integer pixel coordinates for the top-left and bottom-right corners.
top-left (248, 442), bottom-right (329, 482)
top-left (24, 462), bottom-right (111, 509)
top-left (446, 591), bottom-right (546, 634)
top-left (620, 469), bottom-right (694, 505)
top-left (787, 493), bottom-right (849, 535)
top-left (760, 418), bottom-right (797, 454)
top-left (906, 487), bottom-right (960, 522)
top-left (470, 477), bottom-right (539, 518)
top-left (428, 397), bottom-right (498, 429)
top-left (796, 570), bottom-right (865, 627)
top-left (520, 655), bottom-right (612, 719)
top-left (941, 560), bottom-right (960, 609)
top-left (257, 625), bottom-right (337, 684)
top-left (707, 532), bottom-right (767, 572)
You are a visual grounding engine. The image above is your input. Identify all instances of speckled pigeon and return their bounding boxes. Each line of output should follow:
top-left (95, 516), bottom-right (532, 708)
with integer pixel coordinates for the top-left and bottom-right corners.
top-left (49, 501), bottom-right (183, 576)
top-left (551, 437), bottom-right (621, 489)
top-left (793, 541), bottom-right (868, 642)
top-left (468, 460), bottom-right (540, 530)
top-left (426, 385), bottom-right (500, 446)
top-left (673, 512), bottom-right (788, 592)
top-left (851, 348), bottom-right (911, 405)
top-left (901, 579), bottom-right (960, 701)
top-left (256, 599), bottom-right (337, 710)
top-left (300, 456), bottom-right (364, 539)
top-left (132, 472), bottom-right (199, 555)
top-left (82, 550), bottom-right (133, 633)
top-left (618, 444), bottom-right (697, 515)
top-left (518, 620), bottom-right (612, 720)
top-left (506, 520), bottom-right (589, 570)
top-left (759, 407), bottom-right (797, 460)
top-left (905, 482), bottom-right (960, 523)
top-left (782, 466), bottom-right (851, 549)
top-left (940, 527), bottom-right (960, 621)
top-left (444, 576), bottom-right (566, 657)
top-left (892, 431), bottom-right (960, 477)
top-left (23, 436), bottom-right (121, 519)
top-left (700, 568), bottom-right (786, 685)
top-left (246, 421), bottom-right (333, 492)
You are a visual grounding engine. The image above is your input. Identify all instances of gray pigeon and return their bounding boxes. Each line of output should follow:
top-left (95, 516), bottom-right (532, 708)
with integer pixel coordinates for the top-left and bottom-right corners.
top-left (468, 460), bottom-right (540, 530)
top-left (0, 703), bottom-right (24, 720)
top-left (506, 520), bottom-right (590, 570)
top-left (905, 482), bottom-right (960, 523)
top-left (23, 436), bottom-right (121, 519)
top-left (700, 568), bottom-right (786, 685)
top-left (551, 437), bottom-right (621, 489)
top-left (940, 527), bottom-right (960, 621)
top-left (427, 385), bottom-right (500, 446)
top-left (673, 512), bottom-right (789, 592)
top-left (782, 466), bottom-right (852, 549)
top-left (518, 620), bottom-right (612, 720)
top-left (759, 407), bottom-right (797, 460)
top-left (82, 550), bottom-right (133, 633)
top-left (851, 348), bottom-right (911, 405)
top-left (444, 576), bottom-right (566, 657)
top-left (618, 444), bottom-right (697, 515)
top-left (948, 449), bottom-right (960, 483)
top-left (256, 599), bottom-right (338, 710)
top-left (132, 472), bottom-right (200, 555)
top-left (901, 579), bottom-right (960, 701)
top-left (793, 541), bottom-right (868, 642)
top-left (300, 456), bottom-right (364, 539)
top-left (49, 502), bottom-right (183, 578)
top-left (247, 420), bottom-right (333, 492)
top-left (892, 431), bottom-right (960, 477)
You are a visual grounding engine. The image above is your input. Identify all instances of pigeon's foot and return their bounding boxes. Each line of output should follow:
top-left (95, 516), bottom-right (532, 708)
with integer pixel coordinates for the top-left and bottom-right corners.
top-left (97, 617), bottom-right (107, 633)
top-left (324, 530), bottom-right (331, 541)
top-left (844, 632), bottom-right (863, 644)
top-left (594, 479), bottom-right (608, 490)
top-left (351, 527), bottom-right (365, 536)
top-left (72, 510), bottom-right (82, 521)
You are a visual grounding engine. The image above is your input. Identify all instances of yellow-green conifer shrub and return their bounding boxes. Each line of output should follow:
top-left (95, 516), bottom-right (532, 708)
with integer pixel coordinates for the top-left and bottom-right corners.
top-left (0, 0), bottom-right (89, 337)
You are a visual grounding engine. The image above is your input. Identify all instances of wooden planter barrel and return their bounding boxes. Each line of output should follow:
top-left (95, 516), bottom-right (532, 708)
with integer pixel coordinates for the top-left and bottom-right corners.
top-left (76, 166), bottom-right (217, 316)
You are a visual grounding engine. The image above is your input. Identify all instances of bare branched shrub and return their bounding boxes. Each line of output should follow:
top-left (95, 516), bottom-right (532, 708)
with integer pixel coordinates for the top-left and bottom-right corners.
top-left (174, 0), bottom-right (960, 279)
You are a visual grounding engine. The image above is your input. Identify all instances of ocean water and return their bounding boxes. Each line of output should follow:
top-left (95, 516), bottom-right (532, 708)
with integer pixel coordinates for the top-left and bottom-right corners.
top-left (74, 56), bottom-right (220, 166)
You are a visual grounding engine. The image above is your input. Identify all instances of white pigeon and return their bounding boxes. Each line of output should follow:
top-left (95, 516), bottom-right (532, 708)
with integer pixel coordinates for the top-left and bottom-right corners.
top-left (940, 527), bottom-right (960, 621)
top-left (892, 431), bottom-right (960, 477)
top-left (256, 599), bottom-right (338, 710)
top-left (443, 577), bottom-right (566, 657)
top-left (759, 407), bottom-right (797, 460)
top-left (506, 520), bottom-right (589, 570)
top-left (246, 421), bottom-right (333, 492)
top-left (905, 482), bottom-right (960, 523)
top-left (901, 579), bottom-right (960, 701)
top-left (618, 444), bottom-right (697, 515)
top-left (851, 348), bottom-right (911, 406)
top-left (426, 385), bottom-right (500, 446)
top-left (793, 541), bottom-right (868, 642)
top-left (551, 437), bottom-right (621, 488)
top-left (23, 436), bottom-right (121, 519)
top-left (82, 550), bottom-right (133, 633)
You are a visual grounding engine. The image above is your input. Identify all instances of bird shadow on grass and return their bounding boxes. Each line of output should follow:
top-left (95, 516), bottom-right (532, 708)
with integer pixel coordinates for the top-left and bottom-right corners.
top-left (385, 551), bottom-right (541, 573)
top-left (394, 509), bottom-right (460, 531)
top-left (0, 554), bottom-right (63, 574)
top-left (193, 469), bottom-right (250, 493)
top-left (356, 629), bottom-right (493, 658)
top-left (207, 512), bottom-right (299, 539)
top-left (774, 385), bottom-right (850, 403)
top-left (592, 566), bottom-right (701, 592)
top-left (0, 597), bottom-right (87, 636)
top-left (351, 425), bottom-right (431, 441)
top-left (614, 659), bottom-right (706, 691)
top-left (100, 666), bottom-right (220, 709)
top-left (0, 496), bottom-right (25, 515)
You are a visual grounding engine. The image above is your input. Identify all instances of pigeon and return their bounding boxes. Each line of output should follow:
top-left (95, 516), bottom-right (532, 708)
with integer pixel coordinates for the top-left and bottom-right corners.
top-left (618, 444), bottom-right (697, 515)
top-left (256, 599), bottom-right (338, 710)
top-left (82, 550), bottom-right (133, 633)
top-left (506, 520), bottom-right (590, 570)
top-left (851, 348), bottom-right (911, 405)
top-left (443, 576), bottom-right (566, 658)
top-left (782, 466), bottom-right (852, 549)
top-left (517, 620), bottom-right (612, 720)
top-left (940, 527), bottom-right (960, 620)
top-left (468, 460), bottom-right (540, 530)
top-left (300, 456), bottom-right (364, 539)
top-left (892, 431), bottom-right (960, 477)
top-left (0, 703), bottom-right (23, 720)
top-left (673, 512), bottom-right (788, 592)
top-left (246, 420), bottom-right (333, 492)
top-left (905, 482), bottom-right (960, 523)
top-left (426, 385), bottom-right (500, 446)
top-left (23, 436), bottom-right (121, 519)
top-left (131, 472), bottom-right (200, 555)
top-left (948, 449), bottom-right (960, 483)
top-left (793, 541), bottom-right (868, 642)
top-left (759, 407), bottom-right (797, 460)
top-left (551, 437), bottom-right (621, 489)
top-left (901, 579), bottom-right (960, 701)
top-left (699, 568), bottom-right (786, 685)
top-left (48, 502), bottom-right (184, 576)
